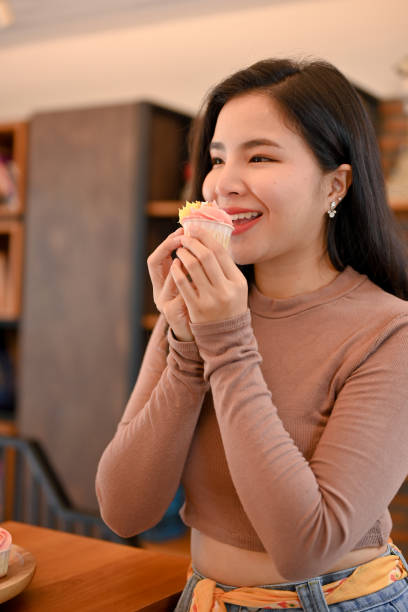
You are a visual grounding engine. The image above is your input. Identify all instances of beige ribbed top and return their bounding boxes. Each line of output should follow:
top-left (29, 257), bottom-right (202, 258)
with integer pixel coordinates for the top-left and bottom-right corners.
top-left (96, 267), bottom-right (408, 579)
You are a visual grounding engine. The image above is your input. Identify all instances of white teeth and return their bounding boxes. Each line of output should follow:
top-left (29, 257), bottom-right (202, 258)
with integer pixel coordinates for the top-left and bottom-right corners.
top-left (230, 212), bottom-right (260, 221)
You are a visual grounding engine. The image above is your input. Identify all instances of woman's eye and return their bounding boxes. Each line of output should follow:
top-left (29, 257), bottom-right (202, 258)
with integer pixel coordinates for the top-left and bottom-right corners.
top-left (210, 157), bottom-right (224, 166)
top-left (250, 155), bottom-right (275, 163)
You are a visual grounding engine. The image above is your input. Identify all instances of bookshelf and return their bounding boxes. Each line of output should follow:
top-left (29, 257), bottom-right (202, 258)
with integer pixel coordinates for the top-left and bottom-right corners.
top-left (0, 123), bottom-right (26, 320)
top-left (0, 122), bottom-right (27, 420)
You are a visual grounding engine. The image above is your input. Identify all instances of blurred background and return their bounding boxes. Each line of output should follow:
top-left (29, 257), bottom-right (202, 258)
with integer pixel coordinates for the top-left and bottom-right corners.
top-left (0, 0), bottom-right (407, 553)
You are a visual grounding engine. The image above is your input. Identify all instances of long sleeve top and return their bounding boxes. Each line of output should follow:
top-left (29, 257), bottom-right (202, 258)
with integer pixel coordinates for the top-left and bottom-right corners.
top-left (96, 266), bottom-right (408, 579)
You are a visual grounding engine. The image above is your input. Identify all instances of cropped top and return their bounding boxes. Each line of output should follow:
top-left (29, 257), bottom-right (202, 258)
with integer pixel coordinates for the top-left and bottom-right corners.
top-left (96, 267), bottom-right (408, 579)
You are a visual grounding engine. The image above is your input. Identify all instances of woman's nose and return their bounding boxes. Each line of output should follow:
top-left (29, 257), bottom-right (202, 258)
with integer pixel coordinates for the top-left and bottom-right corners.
top-left (213, 162), bottom-right (245, 198)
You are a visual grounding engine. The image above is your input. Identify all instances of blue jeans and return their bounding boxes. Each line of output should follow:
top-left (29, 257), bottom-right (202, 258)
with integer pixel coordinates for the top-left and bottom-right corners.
top-left (174, 544), bottom-right (408, 611)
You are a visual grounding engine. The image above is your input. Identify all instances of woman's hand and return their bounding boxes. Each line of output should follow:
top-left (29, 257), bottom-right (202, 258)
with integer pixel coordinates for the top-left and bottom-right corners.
top-left (170, 228), bottom-right (248, 325)
top-left (147, 229), bottom-right (193, 341)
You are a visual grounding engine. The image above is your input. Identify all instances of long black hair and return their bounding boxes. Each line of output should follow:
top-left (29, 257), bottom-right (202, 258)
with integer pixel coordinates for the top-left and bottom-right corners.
top-left (187, 58), bottom-right (408, 299)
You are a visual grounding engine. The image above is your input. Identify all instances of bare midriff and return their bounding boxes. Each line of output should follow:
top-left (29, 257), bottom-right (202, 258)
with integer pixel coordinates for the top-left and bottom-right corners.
top-left (191, 528), bottom-right (387, 587)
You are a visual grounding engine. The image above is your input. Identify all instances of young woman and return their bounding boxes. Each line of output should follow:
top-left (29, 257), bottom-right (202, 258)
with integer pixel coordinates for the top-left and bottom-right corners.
top-left (96, 58), bottom-right (408, 611)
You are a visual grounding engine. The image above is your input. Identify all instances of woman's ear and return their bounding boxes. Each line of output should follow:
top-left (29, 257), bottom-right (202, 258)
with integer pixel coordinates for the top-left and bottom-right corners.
top-left (328, 163), bottom-right (352, 202)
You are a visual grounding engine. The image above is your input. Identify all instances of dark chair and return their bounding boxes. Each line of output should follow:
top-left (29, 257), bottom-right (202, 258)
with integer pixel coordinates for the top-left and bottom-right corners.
top-left (0, 434), bottom-right (136, 545)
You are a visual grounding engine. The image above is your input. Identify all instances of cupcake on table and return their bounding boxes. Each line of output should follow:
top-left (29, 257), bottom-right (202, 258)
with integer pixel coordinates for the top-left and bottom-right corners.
top-left (0, 527), bottom-right (12, 577)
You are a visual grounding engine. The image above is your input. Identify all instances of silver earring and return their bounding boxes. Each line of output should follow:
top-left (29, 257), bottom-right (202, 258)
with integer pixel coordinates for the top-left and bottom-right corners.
top-left (327, 201), bottom-right (337, 218)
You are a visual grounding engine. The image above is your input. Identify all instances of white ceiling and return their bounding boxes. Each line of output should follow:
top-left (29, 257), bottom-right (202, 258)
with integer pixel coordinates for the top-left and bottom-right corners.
top-left (0, 0), bottom-right (407, 122)
top-left (0, 0), bottom-right (322, 46)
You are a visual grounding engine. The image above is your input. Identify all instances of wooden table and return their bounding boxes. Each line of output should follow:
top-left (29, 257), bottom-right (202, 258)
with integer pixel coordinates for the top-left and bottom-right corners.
top-left (0, 521), bottom-right (190, 611)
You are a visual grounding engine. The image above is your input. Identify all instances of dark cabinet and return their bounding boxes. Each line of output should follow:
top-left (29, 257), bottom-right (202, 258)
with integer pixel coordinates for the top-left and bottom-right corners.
top-left (19, 102), bottom-right (191, 511)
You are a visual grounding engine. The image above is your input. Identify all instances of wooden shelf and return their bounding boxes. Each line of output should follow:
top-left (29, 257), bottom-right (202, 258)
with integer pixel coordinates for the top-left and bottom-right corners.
top-left (147, 200), bottom-right (181, 218)
top-left (0, 418), bottom-right (17, 436)
top-left (390, 200), bottom-right (408, 212)
top-left (141, 313), bottom-right (159, 331)
top-left (0, 122), bottom-right (27, 218)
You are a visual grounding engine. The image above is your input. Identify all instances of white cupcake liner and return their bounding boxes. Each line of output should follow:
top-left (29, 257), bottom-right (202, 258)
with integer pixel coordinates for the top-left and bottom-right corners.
top-left (0, 548), bottom-right (10, 577)
top-left (181, 218), bottom-right (233, 249)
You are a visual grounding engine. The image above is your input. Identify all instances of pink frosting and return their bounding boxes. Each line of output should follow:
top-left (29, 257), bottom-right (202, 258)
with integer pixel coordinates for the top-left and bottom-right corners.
top-left (0, 528), bottom-right (12, 552)
top-left (183, 202), bottom-right (233, 227)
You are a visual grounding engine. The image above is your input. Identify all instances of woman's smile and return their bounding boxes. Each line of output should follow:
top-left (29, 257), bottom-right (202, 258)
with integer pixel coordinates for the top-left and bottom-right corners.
top-left (223, 207), bottom-right (263, 235)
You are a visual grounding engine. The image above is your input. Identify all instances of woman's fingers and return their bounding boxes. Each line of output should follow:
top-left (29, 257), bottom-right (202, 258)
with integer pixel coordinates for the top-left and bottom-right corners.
top-left (154, 253), bottom-right (194, 340)
top-left (180, 230), bottom-right (239, 285)
top-left (170, 258), bottom-right (198, 305)
top-left (175, 246), bottom-right (213, 292)
top-left (148, 226), bottom-right (248, 327)
top-left (173, 229), bottom-right (248, 324)
top-left (162, 292), bottom-right (194, 342)
top-left (160, 268), bottom-right (178, 303)
top-left (147, 229), bottom-right (183, 290)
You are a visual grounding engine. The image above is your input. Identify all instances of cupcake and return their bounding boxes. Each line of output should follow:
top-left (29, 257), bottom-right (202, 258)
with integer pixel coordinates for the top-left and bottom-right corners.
top-left (0, 527), bottom-right (12, 577)
top-left (179, 201), bottom-right (233, 248)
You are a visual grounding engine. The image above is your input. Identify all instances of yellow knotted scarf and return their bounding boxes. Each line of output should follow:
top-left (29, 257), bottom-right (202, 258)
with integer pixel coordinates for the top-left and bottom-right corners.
top-left (188, 546), bottom-right (407, 611)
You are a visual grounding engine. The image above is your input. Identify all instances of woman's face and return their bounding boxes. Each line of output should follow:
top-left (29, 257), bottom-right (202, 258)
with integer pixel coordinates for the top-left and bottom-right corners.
top-left (202, 92), bottom-right (334, 268)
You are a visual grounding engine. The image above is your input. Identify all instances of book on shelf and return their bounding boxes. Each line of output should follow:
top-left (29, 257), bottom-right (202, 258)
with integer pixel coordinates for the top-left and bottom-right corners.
top-left (0, 158), bottom-right (19, 213)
